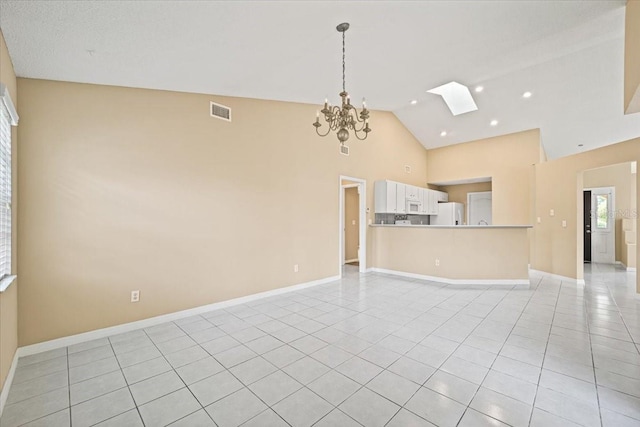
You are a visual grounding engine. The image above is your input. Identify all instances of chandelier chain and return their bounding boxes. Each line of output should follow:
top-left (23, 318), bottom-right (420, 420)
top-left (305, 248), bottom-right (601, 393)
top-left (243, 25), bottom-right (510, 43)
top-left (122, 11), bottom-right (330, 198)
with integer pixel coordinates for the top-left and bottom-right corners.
top-left (342, 30), bottom-right (346, 93)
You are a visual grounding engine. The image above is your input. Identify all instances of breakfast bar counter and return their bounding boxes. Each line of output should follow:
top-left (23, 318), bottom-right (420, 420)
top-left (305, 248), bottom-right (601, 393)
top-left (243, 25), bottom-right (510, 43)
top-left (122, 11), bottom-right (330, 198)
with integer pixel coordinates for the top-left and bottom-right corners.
top-left (370, 224), bottom-right (532, 286)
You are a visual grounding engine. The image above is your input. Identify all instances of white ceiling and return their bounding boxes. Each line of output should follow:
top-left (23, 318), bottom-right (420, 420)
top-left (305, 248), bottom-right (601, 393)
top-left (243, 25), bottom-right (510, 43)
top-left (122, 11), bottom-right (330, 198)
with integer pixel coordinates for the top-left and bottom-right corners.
top-left (1, 0), bottom-right (639, 159)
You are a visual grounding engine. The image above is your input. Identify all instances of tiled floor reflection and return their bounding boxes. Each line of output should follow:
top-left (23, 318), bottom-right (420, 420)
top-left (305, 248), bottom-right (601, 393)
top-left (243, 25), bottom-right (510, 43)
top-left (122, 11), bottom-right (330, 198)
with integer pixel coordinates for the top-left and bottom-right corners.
top-left (1, 263), bottom-right (639, 426)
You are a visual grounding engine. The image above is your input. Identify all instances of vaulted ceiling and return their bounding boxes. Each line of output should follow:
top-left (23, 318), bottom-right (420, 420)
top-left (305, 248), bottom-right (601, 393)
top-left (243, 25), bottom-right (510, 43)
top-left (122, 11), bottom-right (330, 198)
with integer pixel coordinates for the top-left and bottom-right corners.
top-left (1, 0), bottom-right (639, 159)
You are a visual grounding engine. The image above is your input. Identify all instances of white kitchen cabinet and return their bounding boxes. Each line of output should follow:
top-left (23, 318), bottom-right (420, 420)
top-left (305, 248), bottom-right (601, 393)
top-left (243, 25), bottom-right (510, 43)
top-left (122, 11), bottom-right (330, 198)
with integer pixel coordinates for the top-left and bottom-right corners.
top-left (396, 183), bottom-right (406, 214)
top-left (375, 180), bottom-right (398, 213)
top-left (419, 188), bottom-right (429, 214)
top-left (375, 180), bottom-right (447, 215)
top-left (406, 185), bottom-right (419, 200)
top-left (425, 190), bottom-right (438, 215)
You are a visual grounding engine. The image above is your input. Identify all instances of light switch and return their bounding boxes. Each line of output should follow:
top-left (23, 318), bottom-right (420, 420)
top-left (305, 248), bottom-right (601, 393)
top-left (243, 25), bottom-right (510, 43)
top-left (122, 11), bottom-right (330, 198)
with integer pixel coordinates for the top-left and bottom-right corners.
top-left (550, 209), bottom-right (555, 217)
top-left (368, 219), bottom-right (372, 225)
top-left (562, 220), bottom-right (567, 228)
top-left (537, 217), bottom-right (541, 224)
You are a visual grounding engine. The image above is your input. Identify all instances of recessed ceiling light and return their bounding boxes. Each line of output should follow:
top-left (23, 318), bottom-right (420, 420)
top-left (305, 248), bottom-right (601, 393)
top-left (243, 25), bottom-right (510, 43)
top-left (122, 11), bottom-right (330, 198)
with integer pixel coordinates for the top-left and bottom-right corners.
top-left (440, 131), bottom-right (447, 137)
top-left (490, 120), bottom-right (498, 126)
top-left (523, 91), bottom-right (532, 98)
top-left (427, 82), bottom-right (478, 116)
top-left (475, 86), bottom-right (484, 93)
top-left (410, 100), bottom-right (418, 105)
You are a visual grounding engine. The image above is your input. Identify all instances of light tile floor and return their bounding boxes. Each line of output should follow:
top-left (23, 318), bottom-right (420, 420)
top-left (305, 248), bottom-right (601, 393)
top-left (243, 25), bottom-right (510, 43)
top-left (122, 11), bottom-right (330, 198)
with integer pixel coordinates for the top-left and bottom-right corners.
top-left (1, 263), bottom-right (639, 427)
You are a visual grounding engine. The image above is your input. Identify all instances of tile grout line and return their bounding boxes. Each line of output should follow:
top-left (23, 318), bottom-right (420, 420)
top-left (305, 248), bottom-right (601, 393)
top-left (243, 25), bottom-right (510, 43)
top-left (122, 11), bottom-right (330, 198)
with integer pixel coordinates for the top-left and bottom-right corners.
top-left (526, 276), bottom-right (564, 426)
top-left (452, 279), bottom-right (541, 427)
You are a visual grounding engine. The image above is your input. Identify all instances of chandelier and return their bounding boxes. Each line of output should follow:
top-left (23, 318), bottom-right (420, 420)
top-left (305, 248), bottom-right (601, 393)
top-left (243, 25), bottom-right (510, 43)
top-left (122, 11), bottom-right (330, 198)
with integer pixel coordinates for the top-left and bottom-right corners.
top-left (313, 22), bottom-right (371, 146)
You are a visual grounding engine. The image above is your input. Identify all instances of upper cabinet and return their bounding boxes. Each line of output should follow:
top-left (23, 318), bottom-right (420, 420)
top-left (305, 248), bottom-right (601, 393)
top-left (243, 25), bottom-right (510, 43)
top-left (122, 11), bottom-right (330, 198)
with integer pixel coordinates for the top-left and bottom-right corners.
top-left (375, 180), bottom-right (398, 213)
top-left (405, 185), bottom-right (420, 200)
top-left (396, 184), bottom-right (406, 214)
top-left (375, 180), bottom-right (448, 214)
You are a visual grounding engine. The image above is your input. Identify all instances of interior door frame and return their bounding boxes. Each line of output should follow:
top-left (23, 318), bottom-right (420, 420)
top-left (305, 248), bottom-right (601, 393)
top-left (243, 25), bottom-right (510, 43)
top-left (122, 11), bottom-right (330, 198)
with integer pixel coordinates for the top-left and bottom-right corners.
top-left (339, 176), bottom-right (367, 276)
top-left (585, 186), bottom-right (616, 264)
top-left (342, 184), bottom-right (360, 264)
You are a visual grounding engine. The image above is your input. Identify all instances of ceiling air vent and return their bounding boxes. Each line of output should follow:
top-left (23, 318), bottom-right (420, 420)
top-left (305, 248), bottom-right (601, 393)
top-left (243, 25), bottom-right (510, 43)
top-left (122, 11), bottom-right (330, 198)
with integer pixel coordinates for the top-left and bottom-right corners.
top-left (210, 101), bottom-right (231, 122)
top-left (340, 145), bottom-right (350, 156)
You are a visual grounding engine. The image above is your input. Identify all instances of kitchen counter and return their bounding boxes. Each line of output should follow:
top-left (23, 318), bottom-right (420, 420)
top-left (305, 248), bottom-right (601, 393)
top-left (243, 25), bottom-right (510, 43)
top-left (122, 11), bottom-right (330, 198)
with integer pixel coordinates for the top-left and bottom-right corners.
top-left (371, 224), bottom-right (532, 229)
top-left (370, 225), bottom-right (531, 286)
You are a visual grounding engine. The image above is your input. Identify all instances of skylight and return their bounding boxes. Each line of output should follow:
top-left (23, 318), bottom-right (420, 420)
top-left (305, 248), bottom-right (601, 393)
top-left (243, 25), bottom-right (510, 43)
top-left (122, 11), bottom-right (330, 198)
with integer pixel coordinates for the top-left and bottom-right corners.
top-left (427, 82), bottom-right (478, 116)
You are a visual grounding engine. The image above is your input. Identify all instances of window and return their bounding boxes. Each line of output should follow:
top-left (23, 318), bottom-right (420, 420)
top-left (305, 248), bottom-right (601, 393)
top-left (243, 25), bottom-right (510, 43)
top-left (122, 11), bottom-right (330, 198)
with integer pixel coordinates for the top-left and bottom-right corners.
top-left (0, 83), bottom-right (18, 284)
top-left (596, 194), bottom-right (609, 229)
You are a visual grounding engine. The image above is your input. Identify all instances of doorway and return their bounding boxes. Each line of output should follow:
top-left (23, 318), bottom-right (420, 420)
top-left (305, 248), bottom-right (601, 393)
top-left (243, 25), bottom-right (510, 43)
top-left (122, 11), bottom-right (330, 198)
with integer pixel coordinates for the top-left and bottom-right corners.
top-left (339, 176), bottom-right (366, 275)
top-left (583, 190), bottom-right (592, 262)
top-left (343, 185), bottom-right (360, 266)
top-left (467, 191), bottom-right (493, 225)
top-left (587, 187), bottom-right (616, 264)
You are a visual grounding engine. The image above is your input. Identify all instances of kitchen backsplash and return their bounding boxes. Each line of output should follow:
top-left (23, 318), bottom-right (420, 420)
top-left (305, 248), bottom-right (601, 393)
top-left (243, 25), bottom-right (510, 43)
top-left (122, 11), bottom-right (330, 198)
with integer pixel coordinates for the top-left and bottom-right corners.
top-left (374, 213), bottom-right (431, 225)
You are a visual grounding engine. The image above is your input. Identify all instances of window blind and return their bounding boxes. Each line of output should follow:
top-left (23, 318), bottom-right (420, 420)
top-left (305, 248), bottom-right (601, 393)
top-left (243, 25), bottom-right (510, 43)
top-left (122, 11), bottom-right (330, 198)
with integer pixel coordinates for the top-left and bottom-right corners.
top-left (0, 102), bottom-right (12, 279)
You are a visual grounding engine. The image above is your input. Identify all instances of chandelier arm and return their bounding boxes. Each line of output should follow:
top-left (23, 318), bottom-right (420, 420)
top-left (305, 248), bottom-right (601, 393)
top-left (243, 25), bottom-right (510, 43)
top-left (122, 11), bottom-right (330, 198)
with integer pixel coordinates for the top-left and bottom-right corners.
top-left (353, 129), bottom-right (369, 141)
top-left (315, 125), bottom-right (332, 137)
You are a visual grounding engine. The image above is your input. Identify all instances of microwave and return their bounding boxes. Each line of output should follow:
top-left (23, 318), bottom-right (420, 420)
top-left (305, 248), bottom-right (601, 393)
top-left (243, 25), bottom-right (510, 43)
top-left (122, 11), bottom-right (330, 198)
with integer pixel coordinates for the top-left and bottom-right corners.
top-left (406, 199), bottom-right (421, 214)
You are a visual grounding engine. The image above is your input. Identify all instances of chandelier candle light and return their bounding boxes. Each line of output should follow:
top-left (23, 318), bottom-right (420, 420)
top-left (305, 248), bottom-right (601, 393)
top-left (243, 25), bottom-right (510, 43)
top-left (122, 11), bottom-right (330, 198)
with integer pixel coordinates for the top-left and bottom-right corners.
top-left (313, 22), bottom-right (371, 146)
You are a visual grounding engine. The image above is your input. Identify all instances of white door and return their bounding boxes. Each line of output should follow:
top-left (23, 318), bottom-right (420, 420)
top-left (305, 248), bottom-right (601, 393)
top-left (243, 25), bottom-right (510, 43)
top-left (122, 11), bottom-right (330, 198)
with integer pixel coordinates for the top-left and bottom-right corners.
top-left (468, 191), bottom-right (492, 225)
top-left (591, 187), bottom-right (615, 264)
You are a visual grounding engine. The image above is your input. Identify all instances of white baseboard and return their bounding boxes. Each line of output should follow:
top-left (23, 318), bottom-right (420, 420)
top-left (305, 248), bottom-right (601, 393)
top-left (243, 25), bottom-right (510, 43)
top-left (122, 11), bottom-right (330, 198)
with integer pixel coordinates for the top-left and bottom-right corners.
top-left (0, 350), bottom-right (18, 417)
top-left (370, 268), bottom-right (529, 286)
top-left (619, 262), bottom-right (637, 272)
top-left (16, 274), bottom-right (340, 359)
top-left (529, 269), bottom-right (586, 286)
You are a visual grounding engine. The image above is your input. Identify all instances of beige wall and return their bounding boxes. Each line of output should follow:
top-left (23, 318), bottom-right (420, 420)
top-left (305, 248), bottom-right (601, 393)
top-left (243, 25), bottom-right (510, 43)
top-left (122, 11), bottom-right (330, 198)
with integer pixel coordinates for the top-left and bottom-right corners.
top-left (16, 78), bottom-right (429, 345)
top-left (372, 226), bottom-right (529, 281)
top-left (625, 0), bottom-right (640, 114)
top-left (426, 129), bottom-right (541, 226)
top-left (583, 162), bottom-right (636, 263)
top-left (532, 138), bottom-right (640, 291)
top-left (344, 187), bottom-right (359, 262)
top-left (438, 182), bottom-right (492, 224)
top-left (0, 30), bottom-right (18, 396)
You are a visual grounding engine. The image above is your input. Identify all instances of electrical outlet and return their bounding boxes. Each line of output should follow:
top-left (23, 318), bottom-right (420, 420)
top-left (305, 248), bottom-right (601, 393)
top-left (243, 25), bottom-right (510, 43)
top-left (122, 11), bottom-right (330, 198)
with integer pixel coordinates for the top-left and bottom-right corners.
top-left (131, 290), bottom-right (140, 303)
top-left (435, 259), bottom-right (440, 267)
top-left (351, 219), bottom-right (356, 225)
top-left (537, 217), bottom-right (541, 224)
top-left (294, 264), bottom-right (299, 273)
top-left (368, 219), bottom-right (372, 225)
top-left (562, 220), bottom-right (567, 228)
top-left (550, 209), bottom-right (555, 217)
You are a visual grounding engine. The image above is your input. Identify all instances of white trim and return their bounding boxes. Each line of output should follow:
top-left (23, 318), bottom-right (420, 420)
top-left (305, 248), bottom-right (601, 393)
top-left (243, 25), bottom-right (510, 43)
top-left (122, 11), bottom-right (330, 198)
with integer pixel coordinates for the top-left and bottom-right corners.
top-left (0, 275), bottom-right (16, 293)
top-left (344, 259), bottom-right (358, 264)
top-left (339, 176), bottom-right (367, 275)
top-left (0, 350), bottom-right (18, 416)
top-left (370, 268), bottom-right (529, 286)
top-left (0, 84), bottom-right (18, 126)
top-left (529, 268), bottom-right (586, 285)
top-left (618, 262), bottom-right (637, 272)
top-left (15, 274), bottom-right (339, 358)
